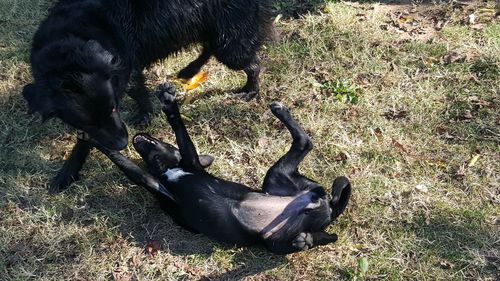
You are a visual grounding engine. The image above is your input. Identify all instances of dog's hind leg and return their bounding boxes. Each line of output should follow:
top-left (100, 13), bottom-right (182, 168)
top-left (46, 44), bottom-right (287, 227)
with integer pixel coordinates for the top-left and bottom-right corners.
top-left (215, 51), bottom-right (261, 101)
top-left (49, 138), bottom-right (92, 193)
top-left (177, 47), bottom-right (211, 81)
top-left (155, 83), bottom-right (203, 170)
top-left (127, 70), bottom-right (153, 127)
top-left (234, 56), bottom-right (260, 101)
top-left (262, 102), bottom-right (316, 196)
top-left (329, 176), bottom-right (351, 222)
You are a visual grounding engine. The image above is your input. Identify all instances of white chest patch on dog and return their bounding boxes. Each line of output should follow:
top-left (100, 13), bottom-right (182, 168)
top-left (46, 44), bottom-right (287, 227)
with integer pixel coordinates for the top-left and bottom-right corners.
top-left (163, 168), bottom-right (193, 182)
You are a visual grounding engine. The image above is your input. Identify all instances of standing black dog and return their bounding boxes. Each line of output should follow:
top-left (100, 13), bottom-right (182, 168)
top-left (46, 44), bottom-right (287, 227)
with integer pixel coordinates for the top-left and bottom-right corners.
top-left (22, 0), bottom-right (273, 193)
top-left (95, 83), bottom-right (351, 254)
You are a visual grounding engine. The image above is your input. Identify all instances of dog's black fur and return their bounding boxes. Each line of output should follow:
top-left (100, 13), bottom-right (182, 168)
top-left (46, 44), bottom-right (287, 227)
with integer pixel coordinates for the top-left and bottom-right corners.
top-left (22, 0), bottom-right (273, 193)
top-left (96, 83), bottom-right (351, 255)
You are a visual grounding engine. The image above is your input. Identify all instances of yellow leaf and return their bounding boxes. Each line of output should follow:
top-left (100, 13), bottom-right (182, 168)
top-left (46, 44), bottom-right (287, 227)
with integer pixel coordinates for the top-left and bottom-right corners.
top-left (323, 5), bottom-right (333, 14)
top-left (181, 71), bottom-right (209, 91)
top-left (424, 57), bottom-right (438, 67)
top-left (468, 154), bottom-right (480, 167)
top-left (400, 16), bottom-right (415, 23)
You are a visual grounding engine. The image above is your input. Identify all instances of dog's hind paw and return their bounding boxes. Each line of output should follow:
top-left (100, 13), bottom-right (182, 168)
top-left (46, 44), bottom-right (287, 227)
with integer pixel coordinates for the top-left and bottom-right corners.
top-left (270, 101), bottom-right (289, 115)
top-left (292, 232), bottom-right (314, 251)
top-left (233, 90), bottom-right (258, 101)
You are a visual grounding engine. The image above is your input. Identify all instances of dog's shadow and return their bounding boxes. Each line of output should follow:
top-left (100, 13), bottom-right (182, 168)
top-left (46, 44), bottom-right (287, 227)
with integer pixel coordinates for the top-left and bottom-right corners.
top-left (86, 185), bottom-right (288, 280)
top-left (1, 90), bottom-right (285, 278)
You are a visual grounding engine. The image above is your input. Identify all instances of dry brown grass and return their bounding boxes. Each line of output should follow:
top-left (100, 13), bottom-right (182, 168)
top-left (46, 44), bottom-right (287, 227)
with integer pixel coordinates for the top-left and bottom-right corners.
top-left (1, 0), bottom-right (499, 280)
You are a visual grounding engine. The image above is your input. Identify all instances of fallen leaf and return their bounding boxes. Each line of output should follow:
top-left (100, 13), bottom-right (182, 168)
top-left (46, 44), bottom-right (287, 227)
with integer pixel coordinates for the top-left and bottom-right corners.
top-left (461, 110), bottom-right (473, 121)
top-left (440, 51), bottom-right (465, 64)
top-left (112, 265), bottom-right (131, 281)
top-left (415, 183), bottom-right (428, 193)
top-left (438, 260), bottom-right (455, 269)
top-left (423, 56), bottom-right (439, 67)
top-left (468, 96), bottom-right (494, 108)
top-left (400, 15), bottom-right (415, 24)
top-left (434, 20), bottom-right (447, 30)
top-left (455, 164), bottom-right (466, 180)
top-left (372, 127), bottom-right (384, 142)
top-left (436, 126), bottom-right (463, 140)
top-left (468, 13), bottom-right (476, 24)
top-left (471, 23), bottom-right (486, 31)
top-left (258, 137), bottom-right (269, 147)
top-left (63, 150), bottom-right (70, 161)
top-left (145, 240), bottom-right (161, 257)
top-left (468, 154), bottom-right (480, 167)
top-left (383, 108), bottom-right (407, 120)
top-left (181, 71), bottom-right (209, 91)
top-left (323, 5), bottom-right (333, 14)
top-left (334, 151), bottom-right (349, 162)
top-left (392, 138), bottom-right (409, 154)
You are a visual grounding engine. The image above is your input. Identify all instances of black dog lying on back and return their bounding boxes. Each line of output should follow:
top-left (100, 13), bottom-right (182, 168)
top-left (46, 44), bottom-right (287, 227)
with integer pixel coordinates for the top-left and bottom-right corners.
top-left (95, 83), bottom-right (351, 254)
top-left (22, 0), bottom-right (273, 193)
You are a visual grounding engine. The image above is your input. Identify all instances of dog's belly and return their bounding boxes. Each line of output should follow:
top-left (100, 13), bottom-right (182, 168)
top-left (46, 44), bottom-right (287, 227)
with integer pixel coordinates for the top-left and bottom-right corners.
top-left (233, 194), bottom-right (303, 239)
top-left (161, 173), bottom-right (257, 245)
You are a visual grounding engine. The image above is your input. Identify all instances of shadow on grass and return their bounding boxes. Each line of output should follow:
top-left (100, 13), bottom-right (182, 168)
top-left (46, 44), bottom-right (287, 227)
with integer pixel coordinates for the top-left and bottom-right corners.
top-left (272, 0), bottom-right (455, 19)
top-left (58, 178), bottom-right (288, 279)
top-left (273, 0), bottom-right (326, 18)
top-left (394, 210), bottom-right (499, 278)
top-left (1, 84), bottom-right (282, 278)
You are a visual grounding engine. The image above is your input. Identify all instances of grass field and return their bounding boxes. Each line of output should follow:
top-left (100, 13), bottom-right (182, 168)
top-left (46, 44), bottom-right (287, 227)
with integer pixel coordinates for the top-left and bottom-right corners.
top-left (0, 0), bottom-right (499, 280)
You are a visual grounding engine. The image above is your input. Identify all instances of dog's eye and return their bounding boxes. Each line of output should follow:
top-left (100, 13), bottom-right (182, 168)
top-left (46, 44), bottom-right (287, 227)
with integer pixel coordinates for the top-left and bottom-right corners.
top-left (153, 155), bottom-right (162, 162)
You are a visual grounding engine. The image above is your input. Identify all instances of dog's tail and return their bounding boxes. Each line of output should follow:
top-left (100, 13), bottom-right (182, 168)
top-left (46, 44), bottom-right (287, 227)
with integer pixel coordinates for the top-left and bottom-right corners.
top-left (330, 176), bottom-right (352, 221)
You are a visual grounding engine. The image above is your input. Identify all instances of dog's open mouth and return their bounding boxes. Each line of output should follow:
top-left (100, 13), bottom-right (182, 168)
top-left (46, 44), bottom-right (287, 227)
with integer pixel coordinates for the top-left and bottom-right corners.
top-left (133, 134), bottom-right (157, 145)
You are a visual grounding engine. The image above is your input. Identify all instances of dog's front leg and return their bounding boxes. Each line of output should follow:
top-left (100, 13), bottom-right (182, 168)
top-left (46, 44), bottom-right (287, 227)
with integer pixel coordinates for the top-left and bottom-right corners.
top-left (266, 231), bottom-right (338, 254)
top-left (234, 56), bottom-right (260, 101)
top-left (49, 137), bottom-right (92, 193)
top-left (155, 83), bottom-right (203, 170)
top-left (93, 143), bottom-right (173, 200)
top-left (127, 70), bottom-right (153, 127)
top-left (292, 232), bottom-right (338, 251)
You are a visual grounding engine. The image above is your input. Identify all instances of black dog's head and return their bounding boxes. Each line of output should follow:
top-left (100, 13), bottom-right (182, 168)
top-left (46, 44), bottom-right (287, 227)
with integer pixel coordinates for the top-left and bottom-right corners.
top-left (133, 133), bottom-right (214, 176)
top-left (282, 178), bottom-right (351, 235)
top-left (23, 39), bottom-right (128, 150)
top-left (295, 187), bottom-right (333, 232)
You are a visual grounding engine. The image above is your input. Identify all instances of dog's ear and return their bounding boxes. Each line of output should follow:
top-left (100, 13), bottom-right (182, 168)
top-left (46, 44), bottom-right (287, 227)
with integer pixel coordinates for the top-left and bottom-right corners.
top-left (84, 40), bottom-right (115, 65)
top-left (22, 83), bottom-right (56, 121)
top-left (199, 155), bottom-right (215, 168)
top-left (330, 176), bottom-right (351, 221)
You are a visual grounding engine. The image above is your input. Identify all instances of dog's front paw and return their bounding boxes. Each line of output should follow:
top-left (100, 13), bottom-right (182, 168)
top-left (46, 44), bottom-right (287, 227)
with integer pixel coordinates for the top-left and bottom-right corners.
top-left (155, 82), bottom-right (177, 105)
top-left (49, 172), bottom-right (80, 194)
top-left (292, 232), bottom-right (314, 251)
top-left (130, 112), bottom-right (151, 128)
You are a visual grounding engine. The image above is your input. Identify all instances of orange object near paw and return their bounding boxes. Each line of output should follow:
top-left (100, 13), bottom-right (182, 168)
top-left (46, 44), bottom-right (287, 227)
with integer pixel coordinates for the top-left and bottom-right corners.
top-left (181, 71), bottom-right (209, 91)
